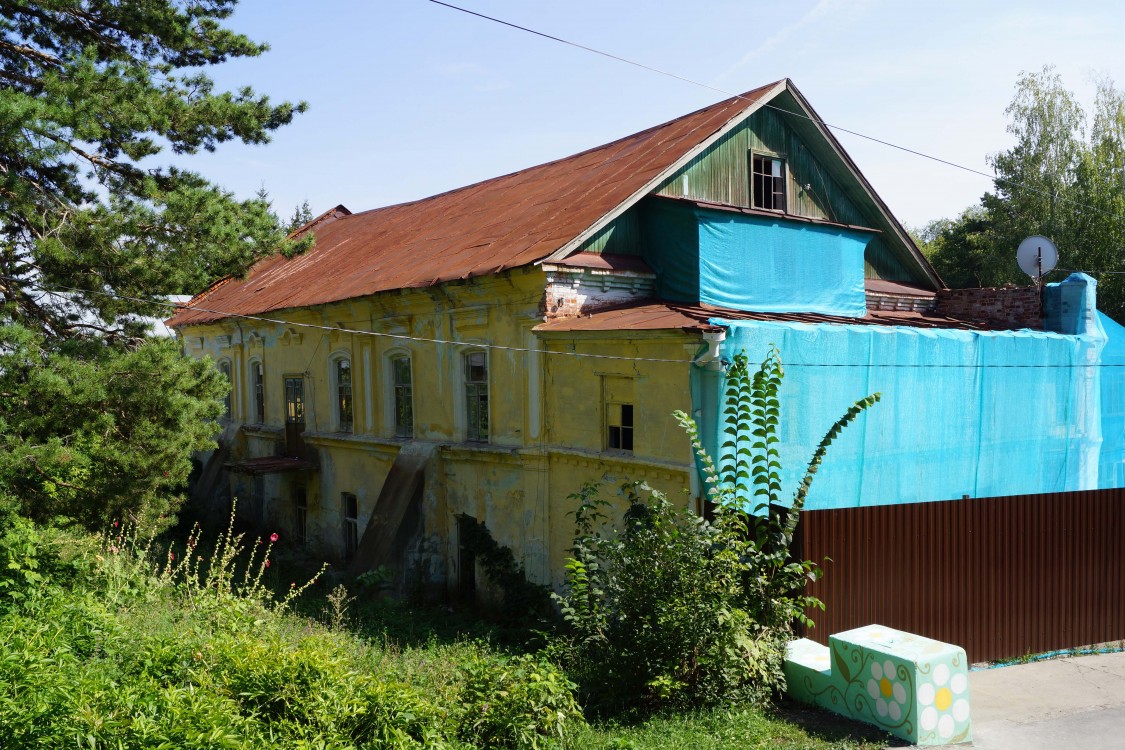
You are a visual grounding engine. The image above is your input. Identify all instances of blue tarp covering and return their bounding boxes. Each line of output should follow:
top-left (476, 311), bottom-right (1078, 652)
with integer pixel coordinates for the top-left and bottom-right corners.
top-left (698, 308), bottom-right (1125, 510)
top-left (1098, 312), bottom-right (1125, 487)
top-left (641, 199), bottom-right (870, 317)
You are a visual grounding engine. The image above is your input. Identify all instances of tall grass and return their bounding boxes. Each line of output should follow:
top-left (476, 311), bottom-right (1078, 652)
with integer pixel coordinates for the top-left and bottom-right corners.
top-left (0, 508), bottom-right (582, 749)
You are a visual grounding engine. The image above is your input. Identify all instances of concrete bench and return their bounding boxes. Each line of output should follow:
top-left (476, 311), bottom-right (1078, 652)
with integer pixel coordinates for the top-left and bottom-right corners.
top-left (784, 624), bottom-right (971, 745)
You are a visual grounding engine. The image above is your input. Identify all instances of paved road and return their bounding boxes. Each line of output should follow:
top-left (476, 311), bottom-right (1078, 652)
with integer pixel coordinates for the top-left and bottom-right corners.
top-left (939, 651), bottom-right (1125, 749)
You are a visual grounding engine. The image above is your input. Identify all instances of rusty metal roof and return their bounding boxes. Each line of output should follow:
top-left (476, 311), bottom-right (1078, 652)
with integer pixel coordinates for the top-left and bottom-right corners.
top-left (865, 278), bottom-right (937, 297)
top-left (167, 82), bottom-right (783, 328)
top-left (533, 300), bottom-right (1015, 334)
top-left (546, 252), bottom-right (654, 275)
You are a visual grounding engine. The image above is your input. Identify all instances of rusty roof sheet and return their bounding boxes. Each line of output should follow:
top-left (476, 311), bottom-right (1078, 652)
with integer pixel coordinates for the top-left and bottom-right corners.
top-left (547, 252), bottom-right (654, 275)
top-left (168, 82), bottom-right (782, 328)
top-left (532, 300), bottom-right (1019, 334)
top-left (865, 278), bottom-right (938, 297)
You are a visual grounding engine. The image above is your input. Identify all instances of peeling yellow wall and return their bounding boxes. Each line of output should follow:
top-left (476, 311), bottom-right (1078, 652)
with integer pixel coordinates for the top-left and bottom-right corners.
top-left (178, 267), bottom-right (701, 592)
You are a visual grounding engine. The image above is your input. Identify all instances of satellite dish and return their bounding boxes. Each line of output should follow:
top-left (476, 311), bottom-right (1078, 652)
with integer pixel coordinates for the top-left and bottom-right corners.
top-left (1016, 235), bottom-right (1059, 280)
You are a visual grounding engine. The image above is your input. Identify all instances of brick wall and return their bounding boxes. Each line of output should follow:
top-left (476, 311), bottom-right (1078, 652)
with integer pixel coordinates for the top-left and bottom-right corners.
top-left (936, 286), bottom-right (1042, 329)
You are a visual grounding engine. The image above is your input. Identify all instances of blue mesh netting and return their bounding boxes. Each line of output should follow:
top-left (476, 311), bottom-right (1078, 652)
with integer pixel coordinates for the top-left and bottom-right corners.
top-left (641, 199), bottom-right (870, 317)
top-left (696, 307), bottom-right (1125, 510)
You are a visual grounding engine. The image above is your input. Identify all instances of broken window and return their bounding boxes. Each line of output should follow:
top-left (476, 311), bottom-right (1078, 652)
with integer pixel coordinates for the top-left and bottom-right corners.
top-left (284, 377), bottom-right (305, 425)
top-left (752, 153), bottom-right (786, 211)
top-left (392, 354), bottom-right (414, 438)
top-left (342, 492), bottom-right (358, 563)
top-left (604, 376), bottom-right (635, 452)
top-left (464, 351), bottom-right (488, 442)
top-left (251, 360), bottom-right (265, 423)
top-left (335, 357), bottom-right (353, 432)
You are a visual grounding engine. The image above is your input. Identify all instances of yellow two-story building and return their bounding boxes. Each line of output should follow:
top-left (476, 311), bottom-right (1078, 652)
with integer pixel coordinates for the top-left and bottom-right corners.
top-left (168, 79), bottom-right (943, 597)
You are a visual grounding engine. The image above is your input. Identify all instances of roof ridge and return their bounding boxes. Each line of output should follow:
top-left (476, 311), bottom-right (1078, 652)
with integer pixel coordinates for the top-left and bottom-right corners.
top-left (343, 81), bottom-right (783, 221)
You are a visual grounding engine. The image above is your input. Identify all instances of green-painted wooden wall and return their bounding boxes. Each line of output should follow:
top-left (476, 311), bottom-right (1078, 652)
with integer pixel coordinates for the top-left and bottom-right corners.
top-left (574, 107), bottom-right (921, 282)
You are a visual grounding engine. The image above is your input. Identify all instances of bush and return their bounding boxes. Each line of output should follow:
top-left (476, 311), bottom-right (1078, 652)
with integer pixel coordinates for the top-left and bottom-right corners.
top-left (0, 504), bottom-right (590, 749)
top-left (459, 653), bottom-right (585, 749)
top-left (553, 349), bottom-right (879, 713)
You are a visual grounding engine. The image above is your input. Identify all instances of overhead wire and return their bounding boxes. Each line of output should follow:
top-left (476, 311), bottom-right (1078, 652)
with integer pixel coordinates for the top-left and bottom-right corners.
top-left (425, 0), bottom-right (1125, 228)
top-left (10, 274), bottom-right (1125, 369)
top-left (8, 8), bottom-right (1123, 372)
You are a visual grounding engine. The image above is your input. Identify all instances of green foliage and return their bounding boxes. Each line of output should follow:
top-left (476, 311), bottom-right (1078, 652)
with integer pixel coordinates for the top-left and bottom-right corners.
top-left (554, 349), bottom-right (878, 713)
top-left (459, 653), bottom-right (586, 750)
top-left (0, 1), bottom-right (308, 532)
top-left (925, 67), bottom-right (1125, 316)
top-left (454, 513), bottom-right (554, 625)
top-left (0, 508), bottom-right (593, 749)
top-left (0, 327), bottom-right (227, 532)
top-left (287, 199), bottom-right (316, 233)
top-left (571, 706), bottom-right (887, 750)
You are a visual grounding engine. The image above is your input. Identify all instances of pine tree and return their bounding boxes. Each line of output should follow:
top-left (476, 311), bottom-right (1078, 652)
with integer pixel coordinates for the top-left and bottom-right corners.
top-left (0, 1), bottom-right (306, 530)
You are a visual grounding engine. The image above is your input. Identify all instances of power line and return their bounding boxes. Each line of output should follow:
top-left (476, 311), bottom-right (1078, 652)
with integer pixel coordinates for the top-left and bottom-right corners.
top-left (10, 275), bottom-right (1125, 370)
top-left (9, 275), bottom-right (693, 365)
top-left (426, 0), bottom-right (1125, 228)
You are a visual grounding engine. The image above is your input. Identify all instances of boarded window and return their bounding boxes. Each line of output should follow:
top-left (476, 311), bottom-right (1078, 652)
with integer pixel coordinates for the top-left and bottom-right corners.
top-left (342, 492), bottom-right (359, 563)
top-left (392, 355), bottom-right (414, 438)
top-left (335, 358), bottom-right (353, 432)
top-left (464, 351), bottom-right (488, 442)
top-left (752, 153), bottom-right (786, 211)
top-left (604, 376), bottom-right (635, 452)
top-left (285, 377), bottom-right (305, 424)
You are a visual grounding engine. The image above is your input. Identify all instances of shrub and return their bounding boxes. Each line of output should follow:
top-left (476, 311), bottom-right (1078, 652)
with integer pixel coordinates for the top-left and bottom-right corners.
top-left (553, 348), bottom-right (879, 712)
top-left (458, 653), bottom-right (586, 749)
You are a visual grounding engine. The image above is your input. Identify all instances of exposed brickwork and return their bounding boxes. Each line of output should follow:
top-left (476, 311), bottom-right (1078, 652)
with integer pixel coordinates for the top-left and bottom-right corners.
top-left (936, 286), bottom-right (1042, 329)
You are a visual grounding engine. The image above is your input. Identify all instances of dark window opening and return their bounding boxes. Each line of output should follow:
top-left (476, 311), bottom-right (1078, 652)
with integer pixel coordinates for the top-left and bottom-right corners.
top-left (252, 362), bottom-right (265, 423)
top-left (464, 352), bottom-right (488, 442)
top-left (294, 483), bottom-right (307, 545)
top-left (285, 377), bottom-right (305, 424)
top-left (458, 515), bottom-right (477, 595)
top-left (219, 361), bottom-right (232, 419)
top-left (336, 358), bottom-right (353, 432)
top-left (342, 492), bottom-right (358, 563)
top-left (752, 154), bottom-right (786, 211)
top-left (392, 355), bottom-right (414, 438)
top-left (607, 402), bottom-right (634, 452)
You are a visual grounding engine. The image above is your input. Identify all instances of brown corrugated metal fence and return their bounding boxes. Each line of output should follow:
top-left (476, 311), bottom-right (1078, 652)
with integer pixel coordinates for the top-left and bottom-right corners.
top-left (798, 489), bottom-right (1125, 663)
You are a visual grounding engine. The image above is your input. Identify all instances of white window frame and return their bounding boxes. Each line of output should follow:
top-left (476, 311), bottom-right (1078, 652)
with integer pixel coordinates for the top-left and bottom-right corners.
top-left (751, 150), bottom-right (787, 212)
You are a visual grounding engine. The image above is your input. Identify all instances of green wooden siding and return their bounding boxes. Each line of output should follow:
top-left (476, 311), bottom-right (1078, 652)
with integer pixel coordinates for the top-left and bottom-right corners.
top-left (654, 108), bottom-right (869, 224)
top-left (574, 106), bottom-right (925, 284)
top-left (652, 108), bottom-right (917, 282)
top-left (864, 237), bottom-right (914, 281)
top-left (574, 210), bottom-right (641, 256)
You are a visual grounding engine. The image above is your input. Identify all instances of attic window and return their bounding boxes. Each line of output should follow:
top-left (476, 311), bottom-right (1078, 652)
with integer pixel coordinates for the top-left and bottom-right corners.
top-left (752, 153), bottom-right (786, 211)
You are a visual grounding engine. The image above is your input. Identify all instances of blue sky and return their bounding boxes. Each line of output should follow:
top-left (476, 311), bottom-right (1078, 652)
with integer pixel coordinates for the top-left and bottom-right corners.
top-left (182, 0), bottom-right (1125, 229)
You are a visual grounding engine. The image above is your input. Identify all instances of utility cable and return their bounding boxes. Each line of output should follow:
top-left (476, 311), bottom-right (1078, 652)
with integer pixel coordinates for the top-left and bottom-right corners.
top-left (11, 274), bottom-right (1125, 369)
top-left (426, 0), bottom-right (1125, 227)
